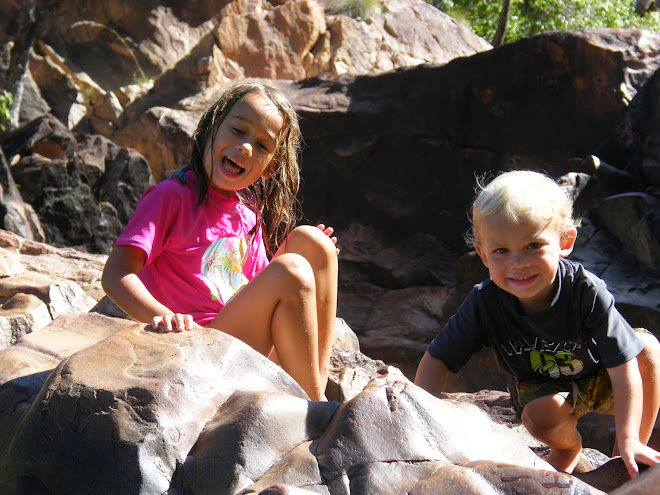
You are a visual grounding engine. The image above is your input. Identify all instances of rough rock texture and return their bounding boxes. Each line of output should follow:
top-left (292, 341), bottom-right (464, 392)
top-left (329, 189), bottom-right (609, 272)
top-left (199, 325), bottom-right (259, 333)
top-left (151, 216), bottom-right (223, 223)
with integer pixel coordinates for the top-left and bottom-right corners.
top-left (0, 114), bottom-right (154, 253)
top-left (0, 229), bottom-right (106, 348)
top-left (0, 148), bottom-right (44, 243)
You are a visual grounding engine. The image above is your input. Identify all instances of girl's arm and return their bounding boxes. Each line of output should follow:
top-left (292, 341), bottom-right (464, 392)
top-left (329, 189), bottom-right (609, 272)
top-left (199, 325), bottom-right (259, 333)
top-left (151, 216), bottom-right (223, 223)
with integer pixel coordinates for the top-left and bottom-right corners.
top-left (608, 357), bottom-right (660, 478)
top-left (102, 245), bottom-right (197, 332)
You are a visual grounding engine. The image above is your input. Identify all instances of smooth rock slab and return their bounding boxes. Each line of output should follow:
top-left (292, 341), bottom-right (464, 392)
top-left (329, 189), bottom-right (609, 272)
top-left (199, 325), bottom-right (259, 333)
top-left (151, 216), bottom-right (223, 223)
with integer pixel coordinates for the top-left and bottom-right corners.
top-left (0, 323), bottom-right (307, 494)
top-left (315, 368), bottom-right (552, 485)
top-left (179, 391), bottom-right (339, 494)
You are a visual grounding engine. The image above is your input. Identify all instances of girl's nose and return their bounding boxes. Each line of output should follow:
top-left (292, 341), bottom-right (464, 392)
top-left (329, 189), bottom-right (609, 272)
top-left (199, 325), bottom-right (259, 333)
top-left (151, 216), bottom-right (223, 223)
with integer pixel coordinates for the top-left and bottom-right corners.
top-left (238, 142), bottom-right (253, 156)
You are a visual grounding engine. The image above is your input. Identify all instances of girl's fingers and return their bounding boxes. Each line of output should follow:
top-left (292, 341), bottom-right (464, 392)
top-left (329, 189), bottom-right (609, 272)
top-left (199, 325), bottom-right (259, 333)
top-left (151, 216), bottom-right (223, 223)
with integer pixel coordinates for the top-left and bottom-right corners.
top-left (151, 314), bottom-right (195, 332)
top-left (315, 223), bottom-right (339, 254)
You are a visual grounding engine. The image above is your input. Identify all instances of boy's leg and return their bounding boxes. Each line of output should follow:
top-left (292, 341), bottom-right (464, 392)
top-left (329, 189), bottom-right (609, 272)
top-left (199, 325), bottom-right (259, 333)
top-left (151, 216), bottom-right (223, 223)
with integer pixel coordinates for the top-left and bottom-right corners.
top-left (521, 394), bottom-right (582, 473)
top-left (274, 225), bottom-right (338, 389)
top-left (636, 332), bottom-right (660, 445)
top-left (206, 252), bottom-right (325, 401)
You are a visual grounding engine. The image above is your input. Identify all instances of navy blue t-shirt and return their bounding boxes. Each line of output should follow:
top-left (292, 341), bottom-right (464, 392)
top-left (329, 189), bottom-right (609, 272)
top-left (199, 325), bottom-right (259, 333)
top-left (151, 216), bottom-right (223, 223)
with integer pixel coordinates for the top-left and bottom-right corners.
top-left (427, 258), bottom-right (644, 382)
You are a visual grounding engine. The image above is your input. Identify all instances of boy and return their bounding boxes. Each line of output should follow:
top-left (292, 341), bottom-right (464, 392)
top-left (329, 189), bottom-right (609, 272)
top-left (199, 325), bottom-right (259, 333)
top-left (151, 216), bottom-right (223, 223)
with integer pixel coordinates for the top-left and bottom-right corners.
top-left (415, 170), bottom-right (660, 478)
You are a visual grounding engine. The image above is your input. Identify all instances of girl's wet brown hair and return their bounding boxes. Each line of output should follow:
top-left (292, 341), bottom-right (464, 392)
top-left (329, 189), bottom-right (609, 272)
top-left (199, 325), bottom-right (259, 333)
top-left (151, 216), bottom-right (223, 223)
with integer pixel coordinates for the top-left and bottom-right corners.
top-left (180, 82), bottom-right (302, 256)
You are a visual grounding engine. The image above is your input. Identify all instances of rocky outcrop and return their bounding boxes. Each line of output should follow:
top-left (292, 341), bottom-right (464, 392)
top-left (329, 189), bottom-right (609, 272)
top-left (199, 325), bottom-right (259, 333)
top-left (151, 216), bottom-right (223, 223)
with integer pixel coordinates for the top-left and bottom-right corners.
top-left (0, 114), bottom-right (153, 253)
top-left (2, 1), bottom-right (660, 493)
top-left (0, 311), bottom-right (607, 495)
top-left (0, 229), bottom-right (105, 348)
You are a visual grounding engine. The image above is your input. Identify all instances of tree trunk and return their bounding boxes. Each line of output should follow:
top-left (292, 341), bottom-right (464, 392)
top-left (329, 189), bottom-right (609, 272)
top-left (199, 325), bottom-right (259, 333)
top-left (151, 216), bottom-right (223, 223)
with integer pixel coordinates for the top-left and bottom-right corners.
top-left (492, 0), bottom-right (513, 47)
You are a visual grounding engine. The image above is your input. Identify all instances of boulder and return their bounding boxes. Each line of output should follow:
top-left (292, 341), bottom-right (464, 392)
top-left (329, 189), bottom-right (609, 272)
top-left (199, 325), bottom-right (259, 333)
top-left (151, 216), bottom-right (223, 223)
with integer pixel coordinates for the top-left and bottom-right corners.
top-left (0, 229), bottom-right (106, 302)
top-left (0, 148), bottom-right (45, 243)
top-left (0, 322), bottom-right (308, 494)
top-left (0, 114), bottom-right (153, 253)
top-left (0, 310), bottom-right (611, 495)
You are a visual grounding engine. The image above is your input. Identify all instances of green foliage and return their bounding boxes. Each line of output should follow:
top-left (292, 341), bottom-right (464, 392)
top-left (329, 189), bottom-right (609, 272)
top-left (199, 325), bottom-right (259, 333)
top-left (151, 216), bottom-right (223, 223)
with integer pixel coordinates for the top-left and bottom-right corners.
top-left (0, 90), bottom-right (14, 131)
top-left (330, 0), bottom-right (386, 19)
top-left (429, 0), bottom-right (660, 44)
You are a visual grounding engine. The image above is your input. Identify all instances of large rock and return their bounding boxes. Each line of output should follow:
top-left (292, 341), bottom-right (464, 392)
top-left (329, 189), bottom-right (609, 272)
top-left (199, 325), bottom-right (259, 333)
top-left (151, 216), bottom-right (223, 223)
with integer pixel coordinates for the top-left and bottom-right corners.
top-left (0, 322), bottom-right (308, 494)
top-left (0, 320), bottom-right (607, 494)
top-left (0, 114), bottom-right (153, 253)
top-left (0, 148), bottom-right (44, 243)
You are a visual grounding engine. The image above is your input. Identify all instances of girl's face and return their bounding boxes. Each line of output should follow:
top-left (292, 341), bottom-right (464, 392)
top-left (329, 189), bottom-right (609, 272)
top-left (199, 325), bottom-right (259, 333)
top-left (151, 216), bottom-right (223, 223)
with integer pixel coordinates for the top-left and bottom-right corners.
top-left (203, 92), bottom-right (284, 197)
top-left (473, 213), bottom-right (576, 315)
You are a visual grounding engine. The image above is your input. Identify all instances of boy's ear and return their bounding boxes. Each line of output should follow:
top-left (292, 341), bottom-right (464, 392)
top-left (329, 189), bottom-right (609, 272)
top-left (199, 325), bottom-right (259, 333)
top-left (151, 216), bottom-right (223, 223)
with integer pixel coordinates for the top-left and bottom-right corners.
top-left (473, 243), bottom-right (489, 268)
top-left (559, 227), bottom-right (578, 257)
top-left (262, 160), bottom-right (278, 180)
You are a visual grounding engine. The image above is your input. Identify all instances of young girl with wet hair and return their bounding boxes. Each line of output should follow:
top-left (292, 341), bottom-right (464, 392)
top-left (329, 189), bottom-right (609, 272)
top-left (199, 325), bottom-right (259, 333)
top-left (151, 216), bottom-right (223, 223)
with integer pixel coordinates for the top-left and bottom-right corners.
top-left (102, 82), bottom-right (339, 401)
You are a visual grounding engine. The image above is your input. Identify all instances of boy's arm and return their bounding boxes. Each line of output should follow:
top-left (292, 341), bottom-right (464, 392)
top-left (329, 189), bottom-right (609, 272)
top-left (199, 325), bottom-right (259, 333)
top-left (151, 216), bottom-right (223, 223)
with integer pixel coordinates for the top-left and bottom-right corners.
top-left (607, 357), bottom-right (660, 478)
top-left (414, 352), bottom-right (452, 398)
top-left (102, 245), bottom-right (198, 332)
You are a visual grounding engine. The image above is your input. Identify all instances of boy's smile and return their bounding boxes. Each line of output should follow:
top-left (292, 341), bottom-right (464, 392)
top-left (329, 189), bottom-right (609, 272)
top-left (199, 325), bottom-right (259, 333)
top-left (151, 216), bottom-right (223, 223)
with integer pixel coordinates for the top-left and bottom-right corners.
top-left (474, 213), bottom-right (576, 314)
top-left (203, 92), bottom-right (284, 197)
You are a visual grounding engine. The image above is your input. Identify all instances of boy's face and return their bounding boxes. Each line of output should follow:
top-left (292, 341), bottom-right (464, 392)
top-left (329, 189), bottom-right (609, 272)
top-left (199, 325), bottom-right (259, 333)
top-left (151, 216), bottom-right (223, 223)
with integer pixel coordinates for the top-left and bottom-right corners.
top-left (474, 213), bottom-right (577, 314)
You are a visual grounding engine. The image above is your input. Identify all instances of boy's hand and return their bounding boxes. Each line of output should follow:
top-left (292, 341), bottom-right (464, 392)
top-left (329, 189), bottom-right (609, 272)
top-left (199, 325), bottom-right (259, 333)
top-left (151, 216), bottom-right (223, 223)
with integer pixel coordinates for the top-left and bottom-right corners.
top-left (151, 313), bottom-right (201, 333)
top-left (620, 439), bottom-right (660, 478)
top-left (316, 224), bottom-right (339, 255)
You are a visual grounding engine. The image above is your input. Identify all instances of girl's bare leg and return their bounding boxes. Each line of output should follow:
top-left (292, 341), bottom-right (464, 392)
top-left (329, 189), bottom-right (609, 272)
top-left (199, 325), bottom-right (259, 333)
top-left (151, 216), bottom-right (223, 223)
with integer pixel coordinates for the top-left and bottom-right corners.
top-left (522, 394), bottom-right (582, 473)
top-left (272, 225), bottom-right (338, 389)
top-left (206, 252), bottom-right (326, 401)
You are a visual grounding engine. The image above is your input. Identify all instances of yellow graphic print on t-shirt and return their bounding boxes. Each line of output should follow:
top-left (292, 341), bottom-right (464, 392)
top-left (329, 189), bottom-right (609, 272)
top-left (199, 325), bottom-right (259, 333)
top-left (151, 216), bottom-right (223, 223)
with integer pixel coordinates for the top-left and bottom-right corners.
top-left (530, 350), bottom-right (584, 379)
top-left (201, 237), bottom-right (249, 303)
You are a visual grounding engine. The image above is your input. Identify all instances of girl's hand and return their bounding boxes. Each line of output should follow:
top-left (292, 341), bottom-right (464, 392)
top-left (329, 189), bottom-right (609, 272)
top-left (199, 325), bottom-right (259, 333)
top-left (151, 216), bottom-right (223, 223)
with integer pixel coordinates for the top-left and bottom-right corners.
top-left (316, 224), bottom-right (339, 255)
top-left (151, 313), bottom-right (200, 333)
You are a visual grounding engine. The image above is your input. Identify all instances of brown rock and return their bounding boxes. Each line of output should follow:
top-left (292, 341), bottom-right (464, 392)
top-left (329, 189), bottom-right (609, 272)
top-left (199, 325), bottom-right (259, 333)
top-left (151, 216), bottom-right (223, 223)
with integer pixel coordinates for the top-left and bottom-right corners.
top-left (180, 390), bottom-right (339, 494)
top-left (215, 0), bottom-right (327, 80)
top-left (608, 463), bottom-right (660, 495)
top-left (0, 293), bottom-right (51, 349)
top-left (0, 323), bottom-right (308, 494)
top-left (0, 229), bottom-right (106, 302)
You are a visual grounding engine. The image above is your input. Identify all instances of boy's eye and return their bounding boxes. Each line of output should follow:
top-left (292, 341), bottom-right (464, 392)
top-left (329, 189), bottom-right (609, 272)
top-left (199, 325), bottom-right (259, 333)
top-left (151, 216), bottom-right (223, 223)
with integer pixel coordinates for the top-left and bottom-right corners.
top-left (528, 242), bottom-right (541, 250)
top-left (494, 248), bottom-right (508, 254)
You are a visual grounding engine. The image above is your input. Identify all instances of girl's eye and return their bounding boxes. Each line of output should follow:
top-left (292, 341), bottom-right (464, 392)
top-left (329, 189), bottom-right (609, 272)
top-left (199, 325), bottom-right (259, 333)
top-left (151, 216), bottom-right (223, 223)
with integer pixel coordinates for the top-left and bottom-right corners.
top-left (258, 142), bottom-right (270, 152)
top-left (528, 243), bottom-right (541, 250)
top-left (232, 127), bottom-right (244, 135)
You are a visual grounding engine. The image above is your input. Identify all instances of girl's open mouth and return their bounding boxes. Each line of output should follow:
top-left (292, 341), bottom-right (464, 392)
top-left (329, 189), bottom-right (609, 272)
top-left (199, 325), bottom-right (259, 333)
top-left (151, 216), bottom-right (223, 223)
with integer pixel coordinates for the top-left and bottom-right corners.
top-left (222, 156), bottom-right (245, 176)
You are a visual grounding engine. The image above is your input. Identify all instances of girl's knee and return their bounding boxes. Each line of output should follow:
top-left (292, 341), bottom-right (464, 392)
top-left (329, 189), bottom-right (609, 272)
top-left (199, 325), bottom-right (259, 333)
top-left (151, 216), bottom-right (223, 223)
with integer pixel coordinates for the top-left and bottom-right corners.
top-left (288, 225), bottom-right (337, 259)
top-left (271, 253), bottom-right (315, 291)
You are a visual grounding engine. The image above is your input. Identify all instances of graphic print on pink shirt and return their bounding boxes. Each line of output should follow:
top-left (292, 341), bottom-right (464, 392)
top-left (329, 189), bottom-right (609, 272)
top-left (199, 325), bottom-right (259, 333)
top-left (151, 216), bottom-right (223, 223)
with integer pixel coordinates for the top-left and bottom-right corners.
top-left (201, 237), bottom-right (249, 302)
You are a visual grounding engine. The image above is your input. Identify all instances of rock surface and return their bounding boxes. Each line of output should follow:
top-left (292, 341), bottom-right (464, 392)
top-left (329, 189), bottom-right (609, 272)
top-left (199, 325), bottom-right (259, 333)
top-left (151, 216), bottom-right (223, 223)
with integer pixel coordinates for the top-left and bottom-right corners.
top-left (2, 0), bottom-right (660, 493)
top-left (0, 312), bottom-right (605, 495)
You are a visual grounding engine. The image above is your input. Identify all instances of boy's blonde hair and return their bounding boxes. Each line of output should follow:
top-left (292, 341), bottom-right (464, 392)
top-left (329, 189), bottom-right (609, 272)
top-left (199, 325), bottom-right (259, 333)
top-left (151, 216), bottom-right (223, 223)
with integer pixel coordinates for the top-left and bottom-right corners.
top-left (466, 170), bottom-right (575, 246)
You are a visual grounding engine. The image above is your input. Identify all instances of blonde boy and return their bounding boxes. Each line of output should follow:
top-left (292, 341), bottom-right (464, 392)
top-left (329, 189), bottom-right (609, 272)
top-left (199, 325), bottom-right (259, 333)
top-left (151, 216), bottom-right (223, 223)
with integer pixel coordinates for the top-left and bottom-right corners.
top-left (415, 170), bottom-right (660, 477)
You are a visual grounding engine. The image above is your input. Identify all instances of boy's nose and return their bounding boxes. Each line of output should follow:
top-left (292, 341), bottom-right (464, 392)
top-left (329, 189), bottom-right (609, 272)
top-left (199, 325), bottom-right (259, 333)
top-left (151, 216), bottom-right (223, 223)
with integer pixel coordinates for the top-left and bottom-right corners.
top-left (510, 252), bottom-right (528, 267)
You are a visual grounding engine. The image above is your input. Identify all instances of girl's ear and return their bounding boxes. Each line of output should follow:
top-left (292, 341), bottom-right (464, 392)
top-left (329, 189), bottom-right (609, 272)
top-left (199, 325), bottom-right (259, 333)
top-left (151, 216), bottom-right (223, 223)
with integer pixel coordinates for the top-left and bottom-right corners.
top-left (262, 160), bottom-right (278, 180)
top-left (559, 227), bottom-right (578, 258)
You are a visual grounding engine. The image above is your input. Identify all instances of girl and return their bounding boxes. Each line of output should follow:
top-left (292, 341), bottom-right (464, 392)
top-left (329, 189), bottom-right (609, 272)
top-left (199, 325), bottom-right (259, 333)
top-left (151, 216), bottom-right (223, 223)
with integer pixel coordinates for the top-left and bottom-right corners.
top-left (102, 82), bottom-right (338, 401)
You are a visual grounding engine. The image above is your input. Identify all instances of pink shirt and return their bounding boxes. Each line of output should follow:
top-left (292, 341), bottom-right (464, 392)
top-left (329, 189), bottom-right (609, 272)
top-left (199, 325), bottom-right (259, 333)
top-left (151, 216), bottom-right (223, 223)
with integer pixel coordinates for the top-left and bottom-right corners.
top-left (115, 171), bottom-right (269, 325)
